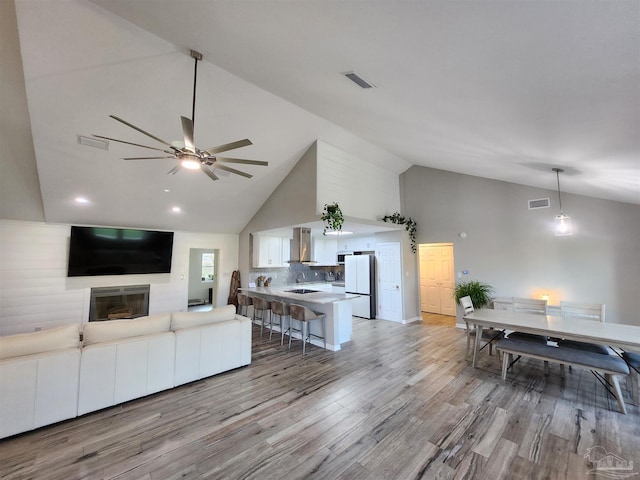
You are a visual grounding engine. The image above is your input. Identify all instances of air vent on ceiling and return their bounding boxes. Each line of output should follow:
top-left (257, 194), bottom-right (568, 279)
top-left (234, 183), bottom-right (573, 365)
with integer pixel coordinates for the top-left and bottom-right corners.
top-left (77, 135), bottom-right (108, 150)
top-left (528, 198), bottom-right (550, 210)
top-left (343, 71), bottom-right (376, 89)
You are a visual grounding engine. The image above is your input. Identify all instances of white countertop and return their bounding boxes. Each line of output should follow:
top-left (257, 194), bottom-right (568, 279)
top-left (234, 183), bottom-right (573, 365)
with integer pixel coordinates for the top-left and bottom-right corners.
top-left (239, 285), bottom-right (358, 304)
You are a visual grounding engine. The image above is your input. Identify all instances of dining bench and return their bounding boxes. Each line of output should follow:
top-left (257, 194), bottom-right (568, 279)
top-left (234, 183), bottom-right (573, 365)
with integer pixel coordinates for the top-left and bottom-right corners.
top-left (495, 338), bottom-right (630, 414)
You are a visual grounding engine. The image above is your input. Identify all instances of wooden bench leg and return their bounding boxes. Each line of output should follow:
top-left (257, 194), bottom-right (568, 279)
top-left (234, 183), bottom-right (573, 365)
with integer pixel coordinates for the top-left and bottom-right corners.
top-left (605, 374), bottom-right (627, 415)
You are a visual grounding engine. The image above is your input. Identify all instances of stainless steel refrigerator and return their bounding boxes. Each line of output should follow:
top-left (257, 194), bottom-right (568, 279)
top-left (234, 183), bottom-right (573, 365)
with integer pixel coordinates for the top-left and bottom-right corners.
top-left (345, 254), bottom-right (376, 319)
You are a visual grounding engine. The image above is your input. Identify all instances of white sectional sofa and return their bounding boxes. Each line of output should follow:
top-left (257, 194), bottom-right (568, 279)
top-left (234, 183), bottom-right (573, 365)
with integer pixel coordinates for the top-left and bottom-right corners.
top-left (0, 306), bottom-right (251, 439)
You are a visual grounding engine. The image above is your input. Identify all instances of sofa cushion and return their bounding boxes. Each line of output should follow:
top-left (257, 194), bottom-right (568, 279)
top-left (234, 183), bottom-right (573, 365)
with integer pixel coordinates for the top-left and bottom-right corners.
top-left (82, 313), bottom-right (171, 346)
top-left (0, 324), bottom-right (81, 360)
top-left (171, 305), bottom-right (237, 331)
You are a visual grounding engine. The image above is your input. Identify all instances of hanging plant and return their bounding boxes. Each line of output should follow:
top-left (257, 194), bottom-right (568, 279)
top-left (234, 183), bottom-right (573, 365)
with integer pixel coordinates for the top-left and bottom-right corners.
top-left (321, 202), bottom-right (344, 235)
top-left (382, 212), bottom-right (418, 253)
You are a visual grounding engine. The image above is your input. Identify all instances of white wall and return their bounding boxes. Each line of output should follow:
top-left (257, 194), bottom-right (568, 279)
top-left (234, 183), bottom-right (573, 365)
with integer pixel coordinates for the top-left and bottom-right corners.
top-left (317, 140), bottom-right (401, 220)
top-left (401, 166), bottom-right (640, 325)
top-left (0, 220), bottom-right (238, 334)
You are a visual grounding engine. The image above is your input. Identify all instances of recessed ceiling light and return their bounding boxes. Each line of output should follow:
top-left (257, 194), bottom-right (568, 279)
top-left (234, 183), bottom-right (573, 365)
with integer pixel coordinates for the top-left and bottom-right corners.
top-left (172, 206), bottom-right (181, 213)
top-left (164, 189), bottom-right (171, 193)
top-left (75, 197), bottom-right (90, 204)
top-left (325, 230), bottom-right (353, 236)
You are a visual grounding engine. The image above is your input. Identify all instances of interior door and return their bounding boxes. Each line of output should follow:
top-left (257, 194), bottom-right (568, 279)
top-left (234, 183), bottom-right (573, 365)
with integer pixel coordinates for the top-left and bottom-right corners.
top-left (377, 242), bottom-right (402, 322)
top-left (419, 243), bottom-right (455, 316)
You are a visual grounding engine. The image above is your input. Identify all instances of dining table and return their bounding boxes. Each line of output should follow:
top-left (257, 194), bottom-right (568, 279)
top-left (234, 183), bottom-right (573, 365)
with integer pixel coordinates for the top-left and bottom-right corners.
top-left (463, 308), bottom-right (640, 368)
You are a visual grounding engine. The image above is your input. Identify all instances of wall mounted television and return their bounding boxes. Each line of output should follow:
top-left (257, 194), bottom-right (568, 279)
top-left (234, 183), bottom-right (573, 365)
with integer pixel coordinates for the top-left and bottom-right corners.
top-left (68, 226), bottom-right (174, 277)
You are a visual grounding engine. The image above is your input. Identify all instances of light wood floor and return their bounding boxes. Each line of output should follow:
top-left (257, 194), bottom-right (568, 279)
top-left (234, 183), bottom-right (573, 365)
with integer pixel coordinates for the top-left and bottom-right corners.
top-left (1, 314), bottom-right (638, 479)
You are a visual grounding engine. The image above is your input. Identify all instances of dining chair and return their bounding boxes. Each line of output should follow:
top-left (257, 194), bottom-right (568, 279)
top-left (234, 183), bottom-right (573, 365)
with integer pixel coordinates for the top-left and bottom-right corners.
top-left (461, 296), bottom-right (504, 365)
top-left (507, 297), bottom-right (549, 344)
top-left (557, 301), bottom-right (609, 355)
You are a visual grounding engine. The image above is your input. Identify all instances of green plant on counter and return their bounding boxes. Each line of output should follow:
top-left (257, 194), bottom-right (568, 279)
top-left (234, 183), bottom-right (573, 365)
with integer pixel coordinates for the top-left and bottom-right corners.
top-left (382, 212), bottom-right (417, 253)
top-left (321, 202), bottom-right (344, 235)
top-left (453, 280), bottom-right (494, 309)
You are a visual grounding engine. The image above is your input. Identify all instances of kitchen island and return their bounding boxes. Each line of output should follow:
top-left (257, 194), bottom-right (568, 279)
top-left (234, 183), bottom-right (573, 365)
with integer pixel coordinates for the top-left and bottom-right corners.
top-left (239, 284), bottom-right (358, 351)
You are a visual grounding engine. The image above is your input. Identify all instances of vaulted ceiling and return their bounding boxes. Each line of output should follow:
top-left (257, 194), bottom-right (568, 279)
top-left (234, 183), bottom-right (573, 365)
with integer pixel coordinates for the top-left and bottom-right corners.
top-left (7, 0), bottom-right (639, 233)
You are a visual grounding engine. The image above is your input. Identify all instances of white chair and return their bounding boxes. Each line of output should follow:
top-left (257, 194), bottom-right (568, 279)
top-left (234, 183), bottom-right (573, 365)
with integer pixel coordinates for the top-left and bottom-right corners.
top-left (557, 301), bottom-right (608, 355)
top-left (508, 298), bottom-right (548, 344)
top-left (461, 296), bottom-right (503, 364)
top-left (560, 301), bottom-right (605, 321)
top-left (513, 297), bottom-right (547, 315)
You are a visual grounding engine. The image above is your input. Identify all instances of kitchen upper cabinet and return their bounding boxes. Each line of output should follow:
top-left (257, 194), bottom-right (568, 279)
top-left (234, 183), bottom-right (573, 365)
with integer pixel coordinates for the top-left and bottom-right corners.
top-left (313, 237), bottom-right (338, 265)
top-left (253, 235), bottom-right (290, 268)
top-left (338, 235), bottom-right (376, 252)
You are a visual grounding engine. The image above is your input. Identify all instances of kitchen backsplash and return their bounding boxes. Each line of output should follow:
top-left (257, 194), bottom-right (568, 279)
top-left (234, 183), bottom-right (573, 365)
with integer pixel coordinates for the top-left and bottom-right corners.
top-left (249, 264), bottom-right (344, 287)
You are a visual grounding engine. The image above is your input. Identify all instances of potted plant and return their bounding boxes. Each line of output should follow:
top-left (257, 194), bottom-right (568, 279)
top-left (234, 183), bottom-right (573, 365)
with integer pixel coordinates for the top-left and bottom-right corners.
top-left (453, 280), bottom-right (494, 309)
top-left (321, 202), bottom-right (344, 235)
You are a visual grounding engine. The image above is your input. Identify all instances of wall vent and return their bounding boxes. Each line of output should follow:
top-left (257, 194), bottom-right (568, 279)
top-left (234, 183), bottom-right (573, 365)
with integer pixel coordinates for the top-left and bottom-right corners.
top-left (343, 71), bottom-right (376, 89)
top-left (528, 198), bottom-right (550, 209)
top-left (77, 135), bottom-right (108, 150)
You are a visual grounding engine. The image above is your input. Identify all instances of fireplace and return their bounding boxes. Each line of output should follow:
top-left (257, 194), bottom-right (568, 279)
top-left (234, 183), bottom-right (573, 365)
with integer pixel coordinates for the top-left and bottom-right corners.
top-left (89, 284), bottom-right (150, 322)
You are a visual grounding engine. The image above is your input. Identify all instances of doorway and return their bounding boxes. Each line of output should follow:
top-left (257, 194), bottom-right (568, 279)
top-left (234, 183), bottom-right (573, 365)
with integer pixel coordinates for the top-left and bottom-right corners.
top-left (188, 248), bottom-right (218, 309)
top-left (419, 243), bottom-right (455, 316)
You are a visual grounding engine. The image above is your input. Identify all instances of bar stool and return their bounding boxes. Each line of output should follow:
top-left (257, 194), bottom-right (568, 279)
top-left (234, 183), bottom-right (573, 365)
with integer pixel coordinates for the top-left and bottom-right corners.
top-left (237, 293), bottom-right (253, 317)
top-left (270, 300), bottom-right (291, 345)
top-left (289, 304), bottom-right (326, 355)
top-left (252, 296), bottom-right (271, 337)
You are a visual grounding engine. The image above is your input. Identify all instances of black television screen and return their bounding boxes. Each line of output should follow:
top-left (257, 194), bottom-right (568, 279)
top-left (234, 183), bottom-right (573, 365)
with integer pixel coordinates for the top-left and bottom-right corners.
top-left (68, 226), bottom-right (174, 277)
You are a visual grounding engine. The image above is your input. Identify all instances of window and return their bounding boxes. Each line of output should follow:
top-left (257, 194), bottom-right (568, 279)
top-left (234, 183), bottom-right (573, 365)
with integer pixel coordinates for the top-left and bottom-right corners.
top-left (201, 252), bottom-right (215, 282)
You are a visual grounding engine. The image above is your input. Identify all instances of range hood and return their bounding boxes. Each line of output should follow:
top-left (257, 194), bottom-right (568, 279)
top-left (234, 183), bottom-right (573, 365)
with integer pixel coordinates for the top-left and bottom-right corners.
top-left (288, 227), bottom-right (314, 263)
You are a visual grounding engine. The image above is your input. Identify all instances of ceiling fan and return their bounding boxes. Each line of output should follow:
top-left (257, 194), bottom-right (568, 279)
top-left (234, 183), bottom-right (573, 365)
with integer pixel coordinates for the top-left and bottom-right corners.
top-left (92, 50), bottom-right (267, 182)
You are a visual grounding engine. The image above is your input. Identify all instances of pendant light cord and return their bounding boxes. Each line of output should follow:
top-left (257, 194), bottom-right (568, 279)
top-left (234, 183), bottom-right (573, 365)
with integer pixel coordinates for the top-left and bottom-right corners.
top-left (191, 55), bottom-right (198, 126)
top-left (554, 168), bottom-right (564, 215)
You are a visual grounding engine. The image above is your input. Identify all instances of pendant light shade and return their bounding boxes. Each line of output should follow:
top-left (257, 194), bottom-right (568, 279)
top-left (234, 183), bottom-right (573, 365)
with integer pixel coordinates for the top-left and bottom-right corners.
top-left (553, 168), bottom-right (572, 236)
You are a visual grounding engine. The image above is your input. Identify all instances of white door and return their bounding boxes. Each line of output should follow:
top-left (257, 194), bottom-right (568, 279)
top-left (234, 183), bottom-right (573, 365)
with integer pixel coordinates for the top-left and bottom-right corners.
top-left (377, 242), bottom-right (402, 322)
top-left (419, 243), bottom-right (455, 316)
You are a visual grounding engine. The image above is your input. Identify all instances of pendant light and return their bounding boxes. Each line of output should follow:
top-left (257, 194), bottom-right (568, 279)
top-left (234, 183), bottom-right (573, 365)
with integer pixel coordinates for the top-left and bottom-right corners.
top-left (553, 168), bottom-right (572, 236)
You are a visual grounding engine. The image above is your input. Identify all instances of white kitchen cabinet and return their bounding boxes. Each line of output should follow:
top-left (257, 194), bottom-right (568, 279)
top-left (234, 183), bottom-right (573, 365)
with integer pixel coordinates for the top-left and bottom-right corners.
top-left (253, 235), bottom-right (290, 268)
top-left (338, 235), bottom-right (376, 252)
top-left (313, 237), bottom-right (338, 265)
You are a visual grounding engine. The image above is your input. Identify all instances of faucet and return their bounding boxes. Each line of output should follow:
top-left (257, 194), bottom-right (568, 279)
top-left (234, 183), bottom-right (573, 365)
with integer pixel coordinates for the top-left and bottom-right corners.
top-left (296, 271), bottom-right (306, 283)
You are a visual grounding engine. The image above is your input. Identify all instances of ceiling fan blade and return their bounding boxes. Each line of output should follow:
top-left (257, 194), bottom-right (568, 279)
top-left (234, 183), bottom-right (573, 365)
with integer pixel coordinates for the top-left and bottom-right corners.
top-left (123, 156), bottom-right (176, 160)
top-left (110, 115), bottom-right (180, 153)
top-left (180, 116), bottom-right (196, 153)
top-left (201, 166), bottom-right (219, 181)
top-left (213, 163), bottom-right (253, 179)
top-left (205, 139), bottom-right (252, 155)
top-left (215, 157), bottom-right (269, 166)
top-left (167, 164), bottom-right (181, 175)
top-left (91, 135), bottom-right (172, 153)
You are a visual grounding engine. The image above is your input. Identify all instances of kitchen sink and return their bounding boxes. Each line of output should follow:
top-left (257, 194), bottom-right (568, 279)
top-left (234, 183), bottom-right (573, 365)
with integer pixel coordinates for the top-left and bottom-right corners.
top-left (286, 288), bottom-right (320, 294)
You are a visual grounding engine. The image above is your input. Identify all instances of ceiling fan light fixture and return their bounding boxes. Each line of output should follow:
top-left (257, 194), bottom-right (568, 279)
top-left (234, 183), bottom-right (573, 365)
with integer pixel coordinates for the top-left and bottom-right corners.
top-left (181, 158), bottom-right (201, 170)
top-left (95, 49), bottom-right (267, 182)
